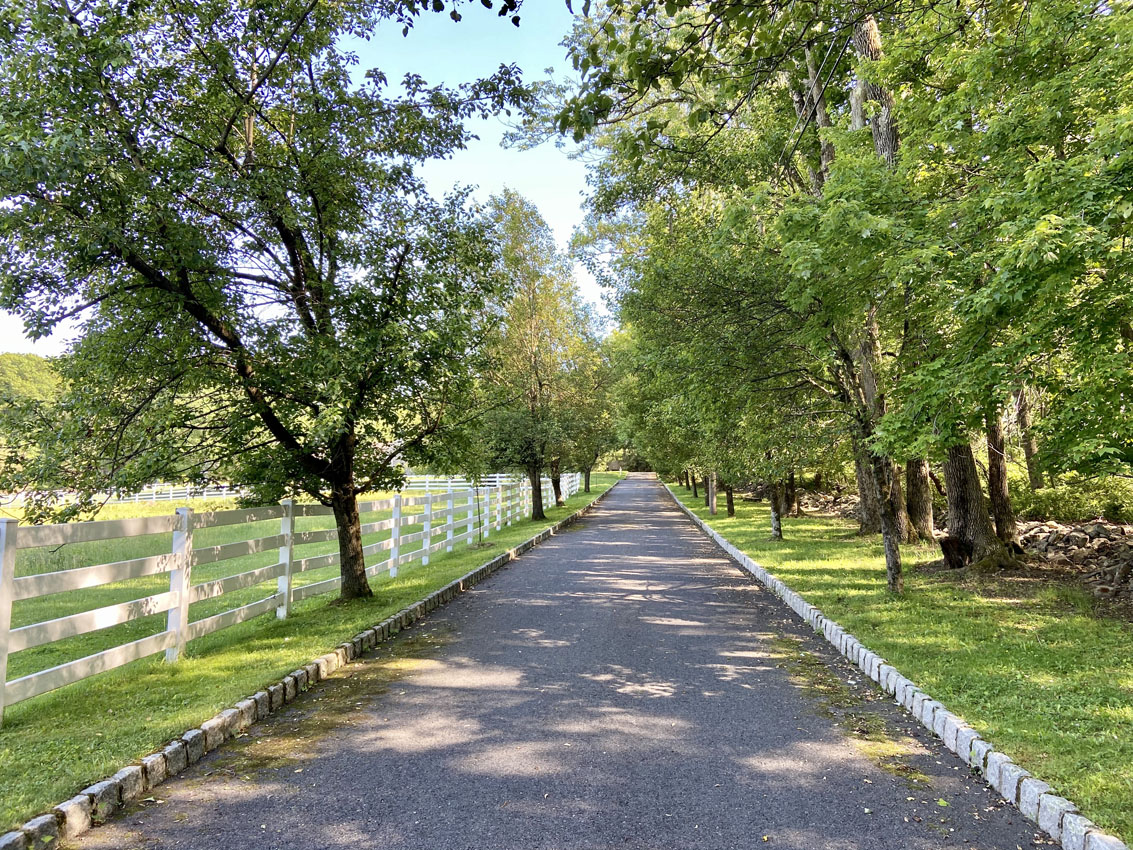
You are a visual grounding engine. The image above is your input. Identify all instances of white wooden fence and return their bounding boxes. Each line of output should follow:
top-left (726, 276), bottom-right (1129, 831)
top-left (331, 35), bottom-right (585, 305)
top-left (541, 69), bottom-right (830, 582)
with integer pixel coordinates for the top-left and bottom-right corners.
top-left (0, 472), bottom-right (581, 725)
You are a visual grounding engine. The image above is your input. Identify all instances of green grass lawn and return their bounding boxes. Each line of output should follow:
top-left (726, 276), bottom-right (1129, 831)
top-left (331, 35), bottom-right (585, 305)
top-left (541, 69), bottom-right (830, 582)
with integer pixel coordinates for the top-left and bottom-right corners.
top-left (668, 484), bottom-right (1133, 842)
top-left (0, 474), bottom-right (620, 831)
top-left (6, 487), bottom-right (525, 681)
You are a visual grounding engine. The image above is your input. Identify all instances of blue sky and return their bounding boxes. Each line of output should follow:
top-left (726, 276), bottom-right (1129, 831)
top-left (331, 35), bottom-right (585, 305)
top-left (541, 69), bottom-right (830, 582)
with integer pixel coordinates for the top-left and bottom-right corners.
top-left (0, 2), bottom-right (595, 355)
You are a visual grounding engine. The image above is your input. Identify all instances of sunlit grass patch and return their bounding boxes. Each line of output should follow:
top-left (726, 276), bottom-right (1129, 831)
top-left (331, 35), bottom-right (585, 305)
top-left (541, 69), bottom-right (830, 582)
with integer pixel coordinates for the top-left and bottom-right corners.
top-left (669, 483), bottom-right (1133, 840)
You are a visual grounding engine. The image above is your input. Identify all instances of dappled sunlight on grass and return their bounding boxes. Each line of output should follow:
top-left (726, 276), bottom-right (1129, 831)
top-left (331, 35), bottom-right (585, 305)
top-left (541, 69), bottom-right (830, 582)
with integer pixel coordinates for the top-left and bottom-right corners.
top-left (668, 483), bottom-right (1133, 840)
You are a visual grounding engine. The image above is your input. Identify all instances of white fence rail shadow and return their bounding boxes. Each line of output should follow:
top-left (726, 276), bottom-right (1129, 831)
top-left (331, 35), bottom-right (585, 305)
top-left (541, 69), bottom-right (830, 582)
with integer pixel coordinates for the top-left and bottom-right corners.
top-left (0, 472), bottom-right (581, 725)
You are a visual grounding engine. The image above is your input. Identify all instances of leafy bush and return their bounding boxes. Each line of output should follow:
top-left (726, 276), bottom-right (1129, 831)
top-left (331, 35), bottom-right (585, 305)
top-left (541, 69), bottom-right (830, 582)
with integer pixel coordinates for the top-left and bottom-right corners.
top-left (1010, 470), bottom-right (1133, 523)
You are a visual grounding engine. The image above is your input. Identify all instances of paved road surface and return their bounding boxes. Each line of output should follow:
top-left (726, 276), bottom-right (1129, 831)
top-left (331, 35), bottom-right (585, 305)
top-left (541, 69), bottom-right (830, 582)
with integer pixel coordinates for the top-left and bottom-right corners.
top-left (80, 474), bottom-right (1040, 849)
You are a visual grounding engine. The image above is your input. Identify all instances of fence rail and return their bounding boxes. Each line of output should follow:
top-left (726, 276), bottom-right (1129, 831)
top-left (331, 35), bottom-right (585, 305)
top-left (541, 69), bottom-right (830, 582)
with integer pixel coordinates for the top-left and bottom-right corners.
top-left (0, 472), bottom-right (581, 725)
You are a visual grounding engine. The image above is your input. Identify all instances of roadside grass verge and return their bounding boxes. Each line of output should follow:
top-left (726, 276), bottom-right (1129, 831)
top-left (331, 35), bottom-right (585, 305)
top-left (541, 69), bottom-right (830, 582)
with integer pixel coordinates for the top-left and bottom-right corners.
top-left (0, 474), bottom-right (620, 831)
top-left (668, 484), bottom-right (1133, 841)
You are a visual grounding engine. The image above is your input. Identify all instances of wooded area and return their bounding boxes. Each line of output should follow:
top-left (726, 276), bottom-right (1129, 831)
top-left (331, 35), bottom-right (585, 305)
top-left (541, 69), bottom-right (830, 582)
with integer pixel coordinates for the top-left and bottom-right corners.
top-left (555, 0), bottom-right (1132, 595)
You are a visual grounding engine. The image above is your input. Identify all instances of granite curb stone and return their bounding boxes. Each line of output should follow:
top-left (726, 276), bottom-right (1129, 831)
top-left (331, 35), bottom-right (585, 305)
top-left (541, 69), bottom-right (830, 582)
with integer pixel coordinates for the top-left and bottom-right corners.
top-left (662, 482), bottom-right (1128, 850)
top-left (141, 752), bottom-right (167, 789)
top-left (21, 814), bottom-right (58, 845)
top-left (12, 481), bottom-right (619, 847)
top-left (54, 795), bottom-right (91, 839)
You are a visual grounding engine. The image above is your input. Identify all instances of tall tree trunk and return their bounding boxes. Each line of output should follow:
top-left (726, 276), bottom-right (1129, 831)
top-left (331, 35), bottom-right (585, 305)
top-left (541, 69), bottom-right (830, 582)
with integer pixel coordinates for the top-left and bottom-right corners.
top-left (769, 479), bottom-right (784, 540)
top-left (868, 451), bottom-right (904, 592)
top-left (941, 443), bottom-right (1009, 568)
top-left (725, 485), bottom-right (735, 517)
top-left (584, 467), bottom-right (592, 493)
top-left (786, 469), bottom-right (800, 517)
top-left (549, 457), bottom-right (565, 506)
top-left (691, 475), bottom-right (698, 499)
top-left (890, 462), bottom-right (914, 543)
top-left (853, 15), bottom-right (899, 166)
top-left (527, 464), bottom-right (545, 521)
top-left (905, 458), bottom-right (934, 542)
top-left (986, 410), bottom-right (1020, 546)
top-left (704, 475), bottom-right (710, 507)
top-left (1015, 387), bottom-right (1044, 491)
top-left (805, 46), bottom-right (836, 178)
top-left (708, 472), bottom-right (717, 515)
top-left (331, 486), bottom-right (372, 600)
top-left (853, 438), bottom-right (881, 534)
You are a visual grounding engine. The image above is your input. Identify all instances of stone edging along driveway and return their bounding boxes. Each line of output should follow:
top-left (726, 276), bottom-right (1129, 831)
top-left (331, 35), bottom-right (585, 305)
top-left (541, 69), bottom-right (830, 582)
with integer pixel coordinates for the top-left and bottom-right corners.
top-left (0, 482), bottom-right (620, 850)
top-left (663, 482), bottom-right (1127, 850)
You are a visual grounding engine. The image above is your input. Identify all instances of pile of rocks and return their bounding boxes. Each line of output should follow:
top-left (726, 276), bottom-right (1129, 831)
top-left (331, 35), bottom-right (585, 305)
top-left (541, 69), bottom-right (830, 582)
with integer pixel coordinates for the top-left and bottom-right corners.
top-left (1019, 520), bottom-right (1133, 597)
top-left (797, 489), bottom-right (861, 520)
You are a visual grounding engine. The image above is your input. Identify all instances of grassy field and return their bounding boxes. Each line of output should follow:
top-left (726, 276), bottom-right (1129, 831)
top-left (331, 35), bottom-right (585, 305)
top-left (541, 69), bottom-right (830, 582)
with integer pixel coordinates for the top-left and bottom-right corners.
top-left (668, 484), bottom-right (1133, 841)
top-left (0, 474), bottom-right (620, 831)
top-left (6, 487), bottom-right (521, 681)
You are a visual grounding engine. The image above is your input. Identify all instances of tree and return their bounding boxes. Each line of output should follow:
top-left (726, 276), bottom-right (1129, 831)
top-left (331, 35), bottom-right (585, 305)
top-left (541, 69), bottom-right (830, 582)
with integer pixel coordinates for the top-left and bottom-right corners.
top-left (479, 190), bottom-right (601, 519)
top-left (0, 0), bottom-right (529, 598)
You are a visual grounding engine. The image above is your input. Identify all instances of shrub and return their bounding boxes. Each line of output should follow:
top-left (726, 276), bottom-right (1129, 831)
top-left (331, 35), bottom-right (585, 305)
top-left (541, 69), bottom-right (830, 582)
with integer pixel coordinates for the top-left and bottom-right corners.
top-left (1010, 471), bottom-right (1133, 523)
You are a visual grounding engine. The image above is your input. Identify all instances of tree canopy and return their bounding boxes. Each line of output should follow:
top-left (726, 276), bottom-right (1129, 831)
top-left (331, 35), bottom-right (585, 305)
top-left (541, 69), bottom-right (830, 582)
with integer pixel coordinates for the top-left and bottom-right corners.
top-left (0, 0), bottom-right (532, 598)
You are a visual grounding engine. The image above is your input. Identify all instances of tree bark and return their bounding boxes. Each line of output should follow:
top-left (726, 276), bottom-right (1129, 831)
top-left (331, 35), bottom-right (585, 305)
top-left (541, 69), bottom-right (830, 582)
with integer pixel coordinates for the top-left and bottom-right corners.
top-left (868, 451), bottom-right (904, 592)
top-left (703, 475), bottom-right (710, 507)
top-left (769, 480), bottom-right (784, 540)
top-left (725, 485), bottom-right (735, 517)
top-left (331, 486), bottom-right (372, 600)
top-left (805, 46), bottom-right (836, 179)
top-left (853, 438), bottom-right (881, 534)
top-left (905, 458), bottom-right (934, 542)
top-left (1015, 387), bottom-right (1045, 491)
top-left (942, 443), bottom-right (1009, 567)
top-left (527, 464), bottom-right (545, 521)
top-left (549, 457), bottom-right (565, 506)
top-left (691, 475), bottom-right (698, 499)
top-left (584, 467), bottom-right (591, 493)
top-left (890, 462), bottom-right (914, 543)
top-left (786, 469), bottom-right (800, 517)
top-left (708, 472), bottom-right (717, 515)
top-left (853, 15), bottom-right (899, 166)
top-left (986, 410), bottom-right (1020, 546)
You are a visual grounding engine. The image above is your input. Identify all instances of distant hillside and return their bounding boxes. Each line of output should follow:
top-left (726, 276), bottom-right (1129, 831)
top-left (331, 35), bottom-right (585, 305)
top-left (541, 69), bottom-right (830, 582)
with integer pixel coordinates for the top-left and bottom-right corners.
top-left (0, 353), bottom-right (61, 402)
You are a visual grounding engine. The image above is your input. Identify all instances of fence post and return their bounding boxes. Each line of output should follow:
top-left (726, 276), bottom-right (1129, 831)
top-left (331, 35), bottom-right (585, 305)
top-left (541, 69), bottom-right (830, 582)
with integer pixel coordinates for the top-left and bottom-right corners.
top-left (483, 486), bottom-right (490, 540)
top-left (390, 493), bottom-right (401, 578)
top-left (422, 493), bottom-right (432, 566)
top-left (276, 499), bottom-right (294, 620)
top-left (165, 507), bottom-right (194, 662)
top-left (446, 482), bottom-right (455, 552)
top-left (0, 518), bottom-right (18, 728)
top-left (465, 487), bottom-right (474, 540)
